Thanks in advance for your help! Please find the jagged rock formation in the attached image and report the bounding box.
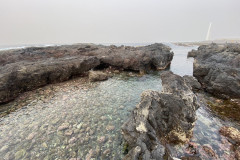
[0,43,173,103]
[121,71,200,160]
[188,43,240,98]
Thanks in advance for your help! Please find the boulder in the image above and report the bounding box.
[89,71,108,82]
[121,71,200,159]
[0,43,173,103]
[190,43,240,98]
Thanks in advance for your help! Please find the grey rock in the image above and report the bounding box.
[190,43,240,98]
[65,129,73,136]
[183,75,202,92]
[58,123,70,131]
[187,43,225,58]
[68,137,77,144]
[122,71,200,159]
[0,43,173,103]
[97,136,106,144]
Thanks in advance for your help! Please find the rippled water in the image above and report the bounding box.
[0,44,238,160]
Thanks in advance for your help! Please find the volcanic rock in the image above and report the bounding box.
[121,71,200,159]
[183,75,202,92]
[0,43,173,104]
[189,43,240,98]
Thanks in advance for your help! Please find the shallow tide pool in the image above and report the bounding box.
[0,44,239,160]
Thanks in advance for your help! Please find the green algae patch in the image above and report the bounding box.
[122,142,129,154]
[207,99,240,122]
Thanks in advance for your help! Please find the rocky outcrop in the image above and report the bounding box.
[121,71,200,160]
[89,71,108,82]
[187,43,225,58]
[0,43,173,103]
[189,43,240,98]
[0,56,99,104]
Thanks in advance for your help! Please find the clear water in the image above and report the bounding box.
[0,44,238,160]
[169,44,198,76]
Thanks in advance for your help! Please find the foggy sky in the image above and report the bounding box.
[0,0,240,45]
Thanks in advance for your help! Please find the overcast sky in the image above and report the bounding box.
[0,0,240,45]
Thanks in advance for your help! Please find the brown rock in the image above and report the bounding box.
[106,125,115,131]
[65,129,73,136]
[219,126,240,143]
[58,123,70,131]
[236,146,240,160]
[89,71,108,82]
[97,136,106,144]
[103,149,111,156]
[202,145,217,158]
[68,137,77,144]
[26,132,36,140]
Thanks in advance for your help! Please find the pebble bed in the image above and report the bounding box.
[0,72,162,160]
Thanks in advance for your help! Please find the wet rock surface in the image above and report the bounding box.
[189,43,240,98]
[219,126,240,144]
[0,43,173,104]
[219,126,240,159]
[121,71,200,159]
[207,98,240,122]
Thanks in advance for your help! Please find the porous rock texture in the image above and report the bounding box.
[121,71,200,160]
[219,126,240,160]
[0,43,173,103]
[189,43,240,98]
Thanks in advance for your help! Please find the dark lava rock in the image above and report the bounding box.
[189,43,240,99]
[0,43,173,103]
[183,75,202,92]
[88,71,108,82]
[121,71,200,160]
[187,43,226,58]
[0,56,99,104]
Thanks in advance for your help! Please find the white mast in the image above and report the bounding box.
[206,22,212,41]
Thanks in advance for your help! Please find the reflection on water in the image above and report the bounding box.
[0,43,238,159]
[168,44,198,76]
